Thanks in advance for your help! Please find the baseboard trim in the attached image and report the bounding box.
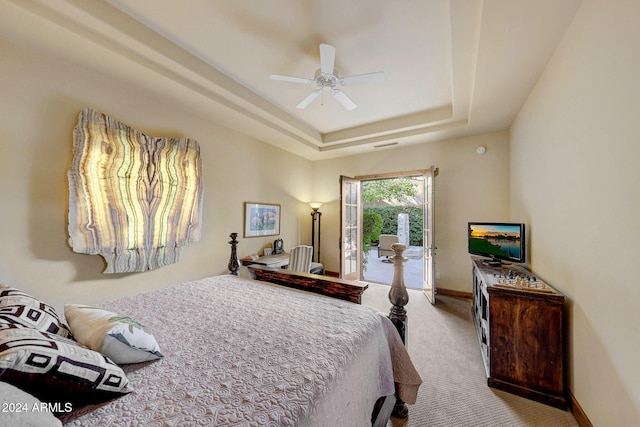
[324,280,474,300]
[568,389,593,427]
[437,287,472,299]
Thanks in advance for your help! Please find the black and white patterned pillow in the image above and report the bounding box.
[0,286,71,338]
[0,305,72,337]
[0,328,133,409]
[0,286,55,310]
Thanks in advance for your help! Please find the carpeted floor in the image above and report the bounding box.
[361,282,579,427]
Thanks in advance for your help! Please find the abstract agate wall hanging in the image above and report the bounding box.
[68,108,202,273]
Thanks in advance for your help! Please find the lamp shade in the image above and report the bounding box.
[309,202,322,210]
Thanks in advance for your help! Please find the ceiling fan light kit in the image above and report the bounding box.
[270,43,384,111]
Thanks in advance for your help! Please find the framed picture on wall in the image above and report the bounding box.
[244,202,281,238]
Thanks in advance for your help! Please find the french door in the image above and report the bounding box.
[340,167,437,303]
[423,166,438,304]
[339,176,362,280]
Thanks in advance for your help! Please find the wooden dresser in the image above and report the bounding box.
[471,257,566,409]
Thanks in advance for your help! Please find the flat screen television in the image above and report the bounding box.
[468,222,526,265]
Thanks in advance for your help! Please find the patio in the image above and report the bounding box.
[362,245,424,290]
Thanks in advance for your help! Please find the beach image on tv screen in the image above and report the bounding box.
[469,224,521,259]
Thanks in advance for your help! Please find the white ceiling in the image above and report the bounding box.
[2,0,582,160]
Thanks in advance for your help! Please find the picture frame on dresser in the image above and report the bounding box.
[244,202,281,237]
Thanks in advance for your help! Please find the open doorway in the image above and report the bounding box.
[340,167,437,302]
[361,175,424,290]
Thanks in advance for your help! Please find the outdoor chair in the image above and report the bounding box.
[378,234,399,259]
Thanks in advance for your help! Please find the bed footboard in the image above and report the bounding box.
[247,265,368,304]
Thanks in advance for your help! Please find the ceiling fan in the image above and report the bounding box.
[270,44,384,111]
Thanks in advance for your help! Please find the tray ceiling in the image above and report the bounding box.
[2,0,582,160]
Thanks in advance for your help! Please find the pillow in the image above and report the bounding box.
[0,286,53,309]
[0,381,63,427]
[64,304,163,364]
[0,305,72,338]
[0,328,133,409]
[0,286,71,338]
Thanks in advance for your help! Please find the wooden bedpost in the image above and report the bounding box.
[228,232,240,275]
[389,243,410,418]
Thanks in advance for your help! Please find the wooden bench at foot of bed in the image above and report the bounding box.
[247,265,368,304]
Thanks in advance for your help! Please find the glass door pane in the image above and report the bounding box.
[423,166,437,303]
[340,176,362,280]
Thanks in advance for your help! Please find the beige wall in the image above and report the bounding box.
[0,37,313,314]
[510,0,640,424]
[312,131,510,293]
[0,32,511,308]
[4,2,638,423]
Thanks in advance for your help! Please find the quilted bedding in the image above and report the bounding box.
[58,275,405,426]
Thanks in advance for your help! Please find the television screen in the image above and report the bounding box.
[468,222,525,265]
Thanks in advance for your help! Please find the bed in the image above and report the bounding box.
[1,270,421,426]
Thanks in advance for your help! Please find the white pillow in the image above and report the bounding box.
[0,381,62,427]
[64,304,163,364]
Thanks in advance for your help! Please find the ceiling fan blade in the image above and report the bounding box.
[270,74,315,84]
[331,89,357,111]
[296,90,321,109]
[340,71,385,86]
[319,44,336,75]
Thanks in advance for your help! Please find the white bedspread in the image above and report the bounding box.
[59,275,401,426]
